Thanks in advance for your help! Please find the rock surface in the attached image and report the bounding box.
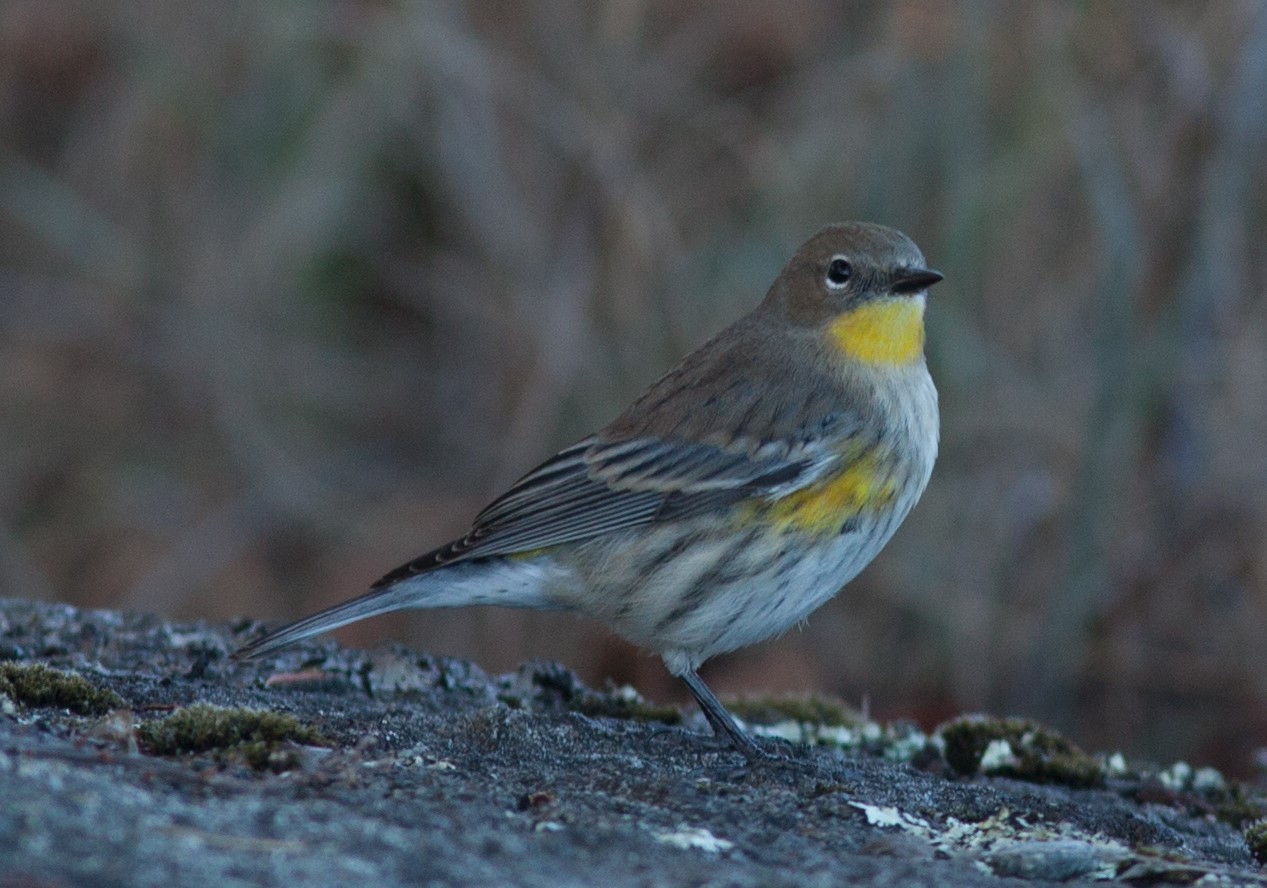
[1,597,1264,887]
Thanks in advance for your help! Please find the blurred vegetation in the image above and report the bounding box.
[2,1,1265,773]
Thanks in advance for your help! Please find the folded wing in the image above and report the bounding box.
[372,434,833,587]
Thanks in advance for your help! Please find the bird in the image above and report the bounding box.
[234,221,943,758]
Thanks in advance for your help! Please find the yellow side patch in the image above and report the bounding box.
[763,450,896,535]
[828,299,925,365]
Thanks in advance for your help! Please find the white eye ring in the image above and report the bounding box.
[826,256,852,289]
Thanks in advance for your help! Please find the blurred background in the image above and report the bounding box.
[2,1,1266,774]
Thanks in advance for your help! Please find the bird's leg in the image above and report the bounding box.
[679,668,766,760]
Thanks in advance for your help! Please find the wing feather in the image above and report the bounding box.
[373,433,833,587]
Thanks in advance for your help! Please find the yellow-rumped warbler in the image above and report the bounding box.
[235,222,942,757]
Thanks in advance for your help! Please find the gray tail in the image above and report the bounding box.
[231,583,421,661]
[232,556,557,661]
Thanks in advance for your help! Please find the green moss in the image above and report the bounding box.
[501,664,682,725]
[1245,818,1267,865]
[1207,784,1267,828]
[726,695,860,729]
[569,690,682,725]
[138,704,327,771]
[939,715,1105,788]
[0,663,124,715]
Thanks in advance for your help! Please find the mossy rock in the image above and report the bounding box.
[1245,818,1267,865]
[726,695,861,729]
[939,715,1105,788]
[138,703,327,771]
[0,662,123,715]
[1205,784,1267,828]
[504,662,682,725]
[567,688,682,725]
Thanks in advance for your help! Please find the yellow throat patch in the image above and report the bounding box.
[828,299,925,365]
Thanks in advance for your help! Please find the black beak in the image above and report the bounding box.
[890,267,944,295]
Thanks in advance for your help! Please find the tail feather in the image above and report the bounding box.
[232,557,562,661]
[232,584,419,661]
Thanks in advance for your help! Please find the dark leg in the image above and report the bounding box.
[679,668,765,759]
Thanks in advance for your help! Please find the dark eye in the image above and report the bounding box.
[826,257,852,289]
